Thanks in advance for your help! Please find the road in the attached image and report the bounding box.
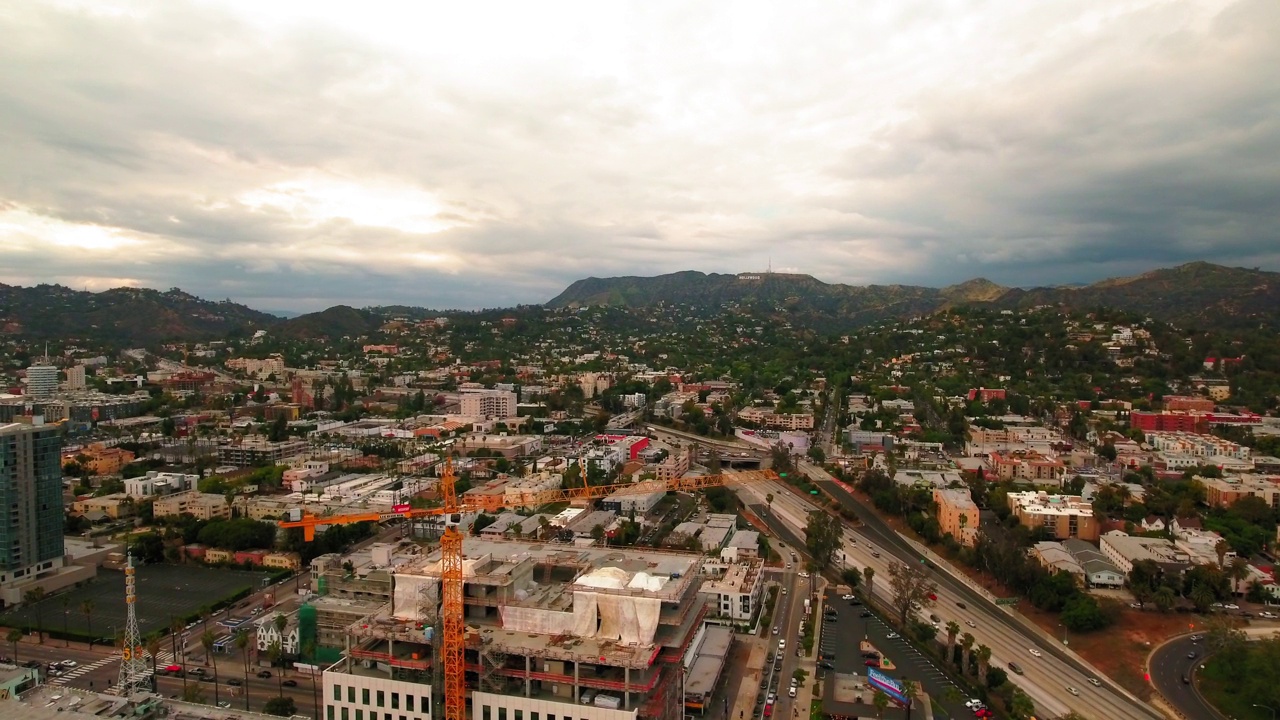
[1149,635,1220,720]
[760,559,814,720]
[731,471,1163,720]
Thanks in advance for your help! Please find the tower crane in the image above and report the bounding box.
[280,463,781,720]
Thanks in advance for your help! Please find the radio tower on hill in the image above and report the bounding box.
[116,553,150,695]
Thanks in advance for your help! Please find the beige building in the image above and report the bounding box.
[205,548,234,564]
[153,490,232,520]
[72,493,135,520]
[263,551,303,571]
[1007,491,1099,541]
[933,488,980,546]
[459,388,516,419]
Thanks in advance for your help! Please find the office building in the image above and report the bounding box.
[459,388,517,419]
[24,365,59,398]
[0,422,67,603]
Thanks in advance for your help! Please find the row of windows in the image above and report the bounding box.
[331,684,430,715]
[327,707,423,720]
[480,707,587,720]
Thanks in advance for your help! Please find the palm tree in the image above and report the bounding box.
[6,628,23,664]
[199,605,213,634]
[1229,557,1250,595]
[268,639,284,697]
[81,600,95,649]
[1214,539,1229,568]
[865,567,875,598]
[235,629,252,710]
[61,595,71,647]
[976,644,992,686]
[171,617,187,696]
[146,636,162,692]
[872,689,889,719]
[766,493,774,513]
[1190,583,1215,613]
[24,586,46,644]
[201,630,220,707]
[945,621,960,663]
[1154,585,1178,612]
[273,614,288,671]
[960,633,975,676]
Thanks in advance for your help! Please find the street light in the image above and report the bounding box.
[1255,704,1277,720]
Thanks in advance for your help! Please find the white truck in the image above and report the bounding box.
[593,694,622,710]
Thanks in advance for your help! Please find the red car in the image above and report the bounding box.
[974,709,992,718]
[864,659,880,667]
[928,593,938,601]
[764,705,773,717]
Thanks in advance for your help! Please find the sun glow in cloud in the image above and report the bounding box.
[238,175,462,235]
[0,207,143,252]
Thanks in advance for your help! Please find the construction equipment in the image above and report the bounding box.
[280,462,779,720]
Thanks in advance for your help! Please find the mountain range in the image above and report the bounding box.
[1,262,1276,346]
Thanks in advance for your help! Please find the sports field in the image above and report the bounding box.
[0,563,273,639]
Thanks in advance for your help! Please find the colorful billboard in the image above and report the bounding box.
[867,667,908,705]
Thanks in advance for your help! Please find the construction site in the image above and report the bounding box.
[319,537,719,720]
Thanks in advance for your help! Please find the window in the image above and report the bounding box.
[515,711,523,720]
[392,693,400,710]
[498,709,507,720]
[482,707,492,720]
[334,685,342,701]
[357,712,364,720]
[341,709,349,720]
[364,689,371,704]
[421,697,430,716]
[349,687,356,703]
[328,708,335,720]
[378,691,386,708]
[407,696,415,712]
[532,713,540,720]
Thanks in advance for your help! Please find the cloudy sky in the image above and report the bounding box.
[1,1,1278,312]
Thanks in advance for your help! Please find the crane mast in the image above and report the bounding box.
[439,459,467,720]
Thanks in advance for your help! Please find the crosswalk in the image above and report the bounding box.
[48,656,117,685]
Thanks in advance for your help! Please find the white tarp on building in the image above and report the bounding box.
[392,574,438,621]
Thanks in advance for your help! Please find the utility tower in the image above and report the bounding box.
[116,553,150,695]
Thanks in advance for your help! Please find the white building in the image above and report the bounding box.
[720,531,760,562]
[65,364,86,391]
[699,558,765,622]
[459,388,517,419]
[256,612,300,655]
[25,365,59,398]
[124,471,199,498]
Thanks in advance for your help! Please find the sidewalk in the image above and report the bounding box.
[727,636,767,720]
[791,578,829,720]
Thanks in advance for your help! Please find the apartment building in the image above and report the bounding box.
[1164,395,1215,412]
[459,388,517,419]
[217,437,309,467]
[1006,491,1099,541]
[1203,475,1280,509]
[153,490,232,520]
[1147,432,1251,460]
[1099,531,1191,574]
[124,471,198,498]
[986,451,1066,485]
[736,407,815,431]
[933,488,980,547]
[256,611,301,655]
[226,354,286,378]
[699,558,764,622]
[63,443,136,476]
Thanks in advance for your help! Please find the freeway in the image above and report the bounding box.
[731,470,1164,720]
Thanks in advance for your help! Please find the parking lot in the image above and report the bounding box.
[818,588,970,720]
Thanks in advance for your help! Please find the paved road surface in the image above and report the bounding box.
[732,472,1162,720]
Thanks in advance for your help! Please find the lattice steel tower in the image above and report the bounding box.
[116,553,150,694]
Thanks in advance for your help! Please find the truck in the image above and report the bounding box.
[803,598,811,613]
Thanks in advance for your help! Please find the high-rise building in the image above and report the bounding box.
[65,364,86,390]
[459,388,516,419]
[0,422,66,590]
[24,365,59,398]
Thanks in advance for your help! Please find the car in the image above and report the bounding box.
[1190,634,1204,642]
[1066,687,1080,696]
[779,639,786,650]
[965,620,977,628]
[849,599,863,606]
[227,678,243,686]
[1186,651,1197,659]
[257,670,272,678]
[788,687,796,698]
[1182,675,1191,685]
[860,611,873,618]
[1261,611,1278,619]
[975,710,993,718]
[1028,648,1042,657]
[1130,602,1143,609]
[886,632,899,639]
[796,648,802,657]
[773,626,780,635]
[872,552,881,558]
[864,659,880,667]
[818,661,834,670]
[283,679,298,687]
[767,692,776,703]
[956,602,967,609]
[965,699,982,708]
[842,594,855,600]
[928,593,938,601]
[861,651,880,659]
[798,572,809,578]
[1224,603,1240,610]
[819,652,836,661]
[786,563,792,569]
[191,668,206,675]
[782,588,788,595]
[1088,677,1101,687]
[824,615,836,623]
[218,702,232,709]
[62,660,77,668]
[763,705,773,718]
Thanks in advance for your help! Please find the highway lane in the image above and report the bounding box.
[732,473,1162,720]
[1149,635,1220,720]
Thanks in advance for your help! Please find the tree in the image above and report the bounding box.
[182,683,206,704]
[1154,585,1178,612]
[201,630,220,707]
[23,586,46,643]
[200,605,213,634]
[171,616,187,696]
[841,567,862,588]
[804,510,842,571]
[945,621,960,661]
[61,595,71,647]
[1215,539,1230,568]
[268,640,284,697]
[268,415,288,442]
[273,612,289,694]
[887,560,937,628]
[865,566,875,598]
[6,628,22,664]
[1229,556,1250,595]
[264,697,298,716]
[79,599,95,649]
[1060,595,1111,633]
[1008,686,1037,720]
[765,493,774,513]
[1097,443,1117,462]
[146,636,162,691]
[590,524,606,544]
[871,689,889,719]
[1189,583,1215,613]
[960,633,975,676]
[975,644,992,686]
[235,629,252,710]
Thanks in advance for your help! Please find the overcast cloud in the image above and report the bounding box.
[1,0,1278,312]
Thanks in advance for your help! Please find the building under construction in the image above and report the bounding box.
[321,537,712,720]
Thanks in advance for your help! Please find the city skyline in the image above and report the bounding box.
[2,0,1278,312]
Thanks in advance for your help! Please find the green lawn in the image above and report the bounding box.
[1198,654,1269,720]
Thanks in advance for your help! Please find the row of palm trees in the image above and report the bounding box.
[944,620,993,686]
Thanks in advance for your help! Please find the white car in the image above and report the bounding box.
[965,620,977,628]
[788,686,797,698]
[1224,603,1240,610]
[965,699,982,709]
[799,572,809,578]
[1029,648,1042,657]
[1261,611,1278,619]
[782,588,788,595]
[779,639,786,650]
[1066,686,1079,696]
[1088,678,1101,687]
[841,594,856,600]
[774,626,780,635]
[886,632,899,640]
[62,660,77,668]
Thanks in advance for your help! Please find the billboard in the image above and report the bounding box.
[867,667,909,705]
